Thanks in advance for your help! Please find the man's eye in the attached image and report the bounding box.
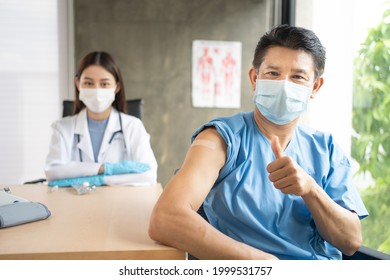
[292,75,308,81]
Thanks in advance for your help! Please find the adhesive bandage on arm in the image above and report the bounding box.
[191,139,217,150]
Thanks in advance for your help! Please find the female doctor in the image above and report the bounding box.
[45,51,158,186]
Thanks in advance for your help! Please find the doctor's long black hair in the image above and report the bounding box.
[73,51,126,115]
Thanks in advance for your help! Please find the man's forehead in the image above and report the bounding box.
[261,47,315,72]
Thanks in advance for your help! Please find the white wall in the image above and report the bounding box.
[0,0,70,184]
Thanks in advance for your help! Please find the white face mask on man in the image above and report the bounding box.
[253,79,312,125]
[79,88,116,113]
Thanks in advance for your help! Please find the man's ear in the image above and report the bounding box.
[249,68,257,91]
[310,76,324,99]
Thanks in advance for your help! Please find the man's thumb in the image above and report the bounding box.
[271,136,283,159]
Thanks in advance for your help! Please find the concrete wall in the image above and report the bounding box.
[74,0,274,186]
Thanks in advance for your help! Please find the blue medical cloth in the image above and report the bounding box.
[48,174,105,187]
[192,112,368,260]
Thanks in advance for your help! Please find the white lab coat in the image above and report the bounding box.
[45,108,158,185]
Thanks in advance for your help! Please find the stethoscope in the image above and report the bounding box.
[75,112,127,162]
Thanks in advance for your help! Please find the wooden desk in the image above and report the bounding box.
[0,184,185,260]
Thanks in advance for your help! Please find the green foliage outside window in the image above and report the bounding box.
[352,7,390,254]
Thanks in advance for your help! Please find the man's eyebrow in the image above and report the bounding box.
[264,66,308,72]
[263,65,280,70]
[291,68,309,74]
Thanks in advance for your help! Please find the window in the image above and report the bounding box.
[0,0,71,183]
[351,1,390,254]
[295,0,390,255]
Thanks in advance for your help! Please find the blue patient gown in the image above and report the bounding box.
[192,112,368,260]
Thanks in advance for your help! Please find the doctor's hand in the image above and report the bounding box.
[103,160,150,176]
[266,136,316,197]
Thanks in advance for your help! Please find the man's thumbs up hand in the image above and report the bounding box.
[271,136,284,160]
[267,135,315,197]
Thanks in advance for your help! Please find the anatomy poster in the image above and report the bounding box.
[192,40,241,108]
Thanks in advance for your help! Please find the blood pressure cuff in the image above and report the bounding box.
[0,202,51,228]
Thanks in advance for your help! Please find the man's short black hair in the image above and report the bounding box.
[252,24,326,78]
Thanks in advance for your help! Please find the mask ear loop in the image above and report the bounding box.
[308,76,324,99]
[253,68,260,91]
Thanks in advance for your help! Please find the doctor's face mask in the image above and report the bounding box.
[77,64,118,114]
[253,79,312,125]
[79,88,116,113]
